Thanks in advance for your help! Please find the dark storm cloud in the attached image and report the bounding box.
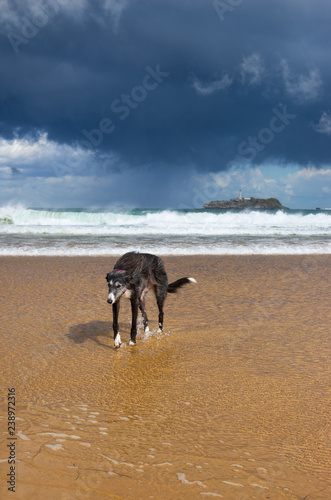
[1,0,330,173]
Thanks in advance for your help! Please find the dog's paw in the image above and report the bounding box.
[129,340,136,346]
[114,333,122,348]
[144,326,150,334]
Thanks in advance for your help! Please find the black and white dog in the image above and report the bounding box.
[106,252,196,347]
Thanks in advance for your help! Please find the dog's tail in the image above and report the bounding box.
[167,277,196,293]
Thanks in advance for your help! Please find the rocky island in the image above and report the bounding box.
[203,191,288,210]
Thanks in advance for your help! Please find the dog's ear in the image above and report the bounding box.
[124,273,133,283]
[105,273,110,281]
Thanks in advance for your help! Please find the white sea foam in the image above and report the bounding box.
[200,493,223,497]
[0,241,329,255]
[39,432,81,439]
[16,431,30,441]
[1,206,330,235]
[222,481,244,487]
[45,444,63,451]
[0,206,330,255]
[250,483,268,489]
[176,473,207,488]
[99,454,119,464]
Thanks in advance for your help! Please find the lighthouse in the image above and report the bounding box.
[238,189,242,200]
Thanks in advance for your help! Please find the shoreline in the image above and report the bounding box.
[1,251,330,257]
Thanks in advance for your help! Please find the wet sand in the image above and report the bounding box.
[0,255,330,499]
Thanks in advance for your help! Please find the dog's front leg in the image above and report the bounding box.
[129,296,139,345]
[113,301,121,348]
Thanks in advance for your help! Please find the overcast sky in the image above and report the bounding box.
[0,0,330,209]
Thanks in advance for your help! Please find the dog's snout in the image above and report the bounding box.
[107,292,116,304]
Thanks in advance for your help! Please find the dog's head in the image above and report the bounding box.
[105,270,132,304]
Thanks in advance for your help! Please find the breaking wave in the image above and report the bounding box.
[0,206,330,255]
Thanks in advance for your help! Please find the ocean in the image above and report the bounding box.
[0,205,330,256]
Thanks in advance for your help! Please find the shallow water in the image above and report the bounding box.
[1,256,330,499]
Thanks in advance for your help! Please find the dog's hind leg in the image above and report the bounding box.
[139,296,149,333]
[112,301,121,348]
[155,285,167,333]
[129,296,139,345]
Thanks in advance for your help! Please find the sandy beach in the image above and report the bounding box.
[0,255,330,499]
